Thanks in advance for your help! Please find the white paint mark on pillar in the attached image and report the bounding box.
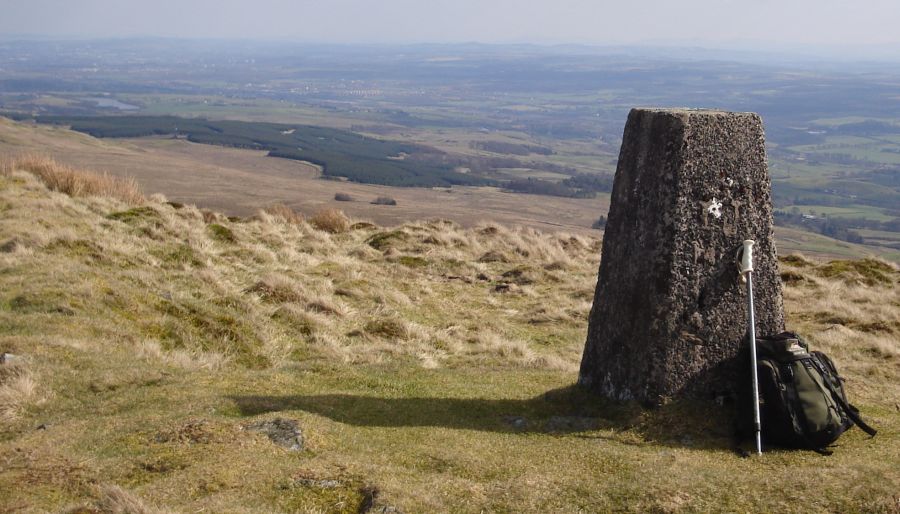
[705,198,723,219]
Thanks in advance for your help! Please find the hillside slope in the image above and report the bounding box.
[4,116,899,263]
[0,117,608,235]
[1,158,898,513]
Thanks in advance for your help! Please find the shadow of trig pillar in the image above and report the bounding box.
[579,108,784,405]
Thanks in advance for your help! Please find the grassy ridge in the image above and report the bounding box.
[1,158,898,512]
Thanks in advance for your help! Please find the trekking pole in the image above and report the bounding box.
[738,239,763,455]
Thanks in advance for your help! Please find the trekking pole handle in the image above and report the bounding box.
[739,240,755,275]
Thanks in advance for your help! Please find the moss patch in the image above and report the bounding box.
[245,279,302,304]
[151,243,204,268]
[107,206,160,223]
[817,258,896,285]
[779,253,813,267]
[207,223,236,244]
[366,230,407,251]
[8,291,75,315]
[44,238,105,262]
[363,318,408,339]
[398,255,428,268]
[153,297,269,368]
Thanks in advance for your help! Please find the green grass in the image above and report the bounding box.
[857,228,900,246]
[1,169,898,512]
[782,204,894,222]
[816,258,897,286]
[774,226,898,260]
[788,134,900,165]
[207,223,236,244]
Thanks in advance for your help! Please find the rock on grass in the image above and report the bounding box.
[245,418,304,451]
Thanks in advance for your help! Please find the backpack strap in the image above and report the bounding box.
[834,393,877,437]
[812,352,878,437]
[820,377,878,437]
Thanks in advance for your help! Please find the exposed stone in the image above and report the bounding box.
[492,282,520,294]
[501,266,537,285]
[443,274,474,284]
[478,250,510,263]
[503,415,529,430]
[0,353,22,365]
[579,108,784,404]
[0,239,20,253]
[245,418,304,451]
[293,478,343,489]
[371,507,402,514]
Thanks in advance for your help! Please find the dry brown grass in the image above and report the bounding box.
[779,253,900,399]
[0,358,43,422]
[309,208,350,233]
[6,154,144,204]
[263,202,304,224]
[94,484,172,514]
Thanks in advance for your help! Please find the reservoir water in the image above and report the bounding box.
[86,97,140,110]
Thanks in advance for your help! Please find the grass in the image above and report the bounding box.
[0,162,898,512]
[207,223,237,244]
[782,204,894,222]
[3,154,144,204]
[816,258,897,286]
[371,196,397,206]
[261,203,304,225]
[309,208,351,234]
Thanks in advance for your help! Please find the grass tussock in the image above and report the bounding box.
[246,275,304,304]
[310,208,350,234]
[0,358,44,422]
[262,203,304,225]
[90,484,172,514]
[816,257,897,286]
[207,223,237,244]
[371,196,397,206]
[1,162,899,513]
[5,154,144,204]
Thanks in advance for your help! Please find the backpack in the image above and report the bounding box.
[743,331,877,454]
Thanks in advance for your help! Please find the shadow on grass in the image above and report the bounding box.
[228,385,735,447]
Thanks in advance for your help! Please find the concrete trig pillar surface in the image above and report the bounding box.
[579,108,784,404]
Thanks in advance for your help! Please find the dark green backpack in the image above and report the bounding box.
[748,332,877,453]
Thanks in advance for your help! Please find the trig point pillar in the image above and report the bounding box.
[579,108,784,404]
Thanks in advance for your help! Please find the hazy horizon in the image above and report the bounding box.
[2,0,900,59]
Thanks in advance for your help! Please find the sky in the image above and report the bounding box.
[2,0,900,53]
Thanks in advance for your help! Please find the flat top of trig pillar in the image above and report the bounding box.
[633,107,758,117]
